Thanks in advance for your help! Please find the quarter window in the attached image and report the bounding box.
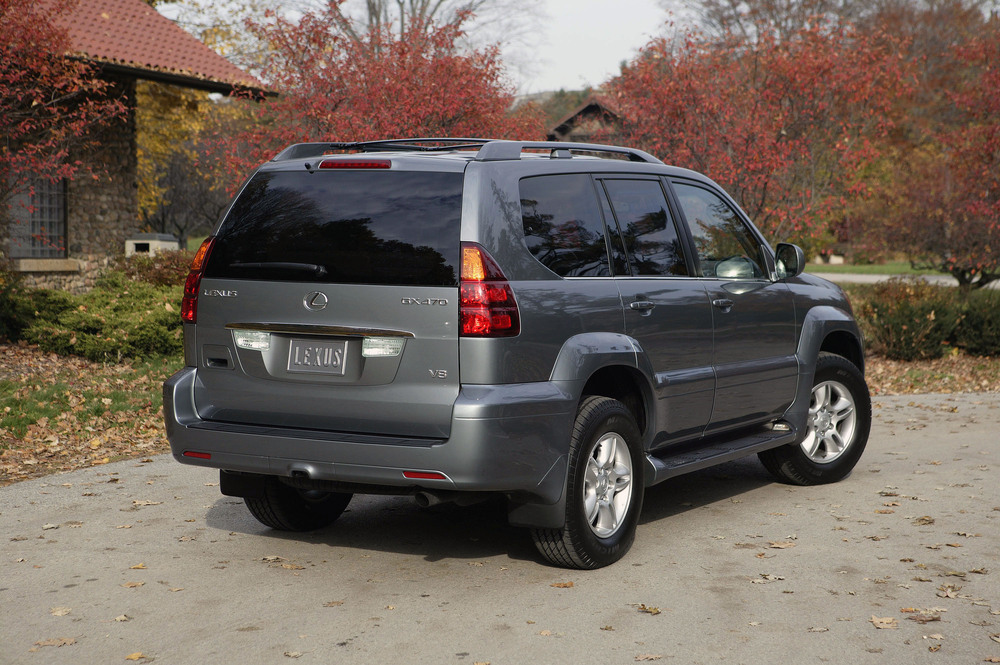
[520,174,610,277]
[673,182,766,279]
[603,179,687,276]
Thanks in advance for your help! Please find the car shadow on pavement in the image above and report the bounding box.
[204,492,541,564]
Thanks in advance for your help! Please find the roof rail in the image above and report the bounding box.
[474,141,663,164]
[271,138,495,162]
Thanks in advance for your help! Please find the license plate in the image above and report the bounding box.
[287,339,347,375]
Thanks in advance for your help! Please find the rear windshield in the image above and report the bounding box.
[204,170,464,286]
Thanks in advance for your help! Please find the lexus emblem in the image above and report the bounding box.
[303,291,328,311]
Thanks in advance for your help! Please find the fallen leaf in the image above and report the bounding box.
[284,652,303,658]
[635,655,662,662]
[600,625,614,631]
[875,509,895,514]
[990,634,1000,644]
[550,581,574,588]
[908,614,942,624]
[913,516,936,526]
[129,563,146,570]
[323,601,344,607]
[280,563,304,570]
[131,500,160,507]
[638,604,661,615]
[121,581,144,589]
[34,637,76,647]
[539,630,552,636]
[768,541,796,549]
[125,653,145,661]
[50,607,71,616]
[168,588,183,592]
[114,615,130,622]
[42,523,58,530]
[808,627,829,633]
[871,616,898,629]
[928,644,941,652]
[261,556,286,563]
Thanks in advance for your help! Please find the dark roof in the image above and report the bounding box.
[50,0,265,94]
[548,94,622,139]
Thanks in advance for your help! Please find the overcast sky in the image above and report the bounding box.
[516,0,675,93]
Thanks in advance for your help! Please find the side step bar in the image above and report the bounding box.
[644,426,799,487]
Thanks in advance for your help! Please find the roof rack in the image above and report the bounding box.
[270,138,663,165]
[271,138,495,161]
[474,141,662,164]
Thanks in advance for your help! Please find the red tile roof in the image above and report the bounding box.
[50,0,264,93]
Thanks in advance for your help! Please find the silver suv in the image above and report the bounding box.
[164,139,871,569]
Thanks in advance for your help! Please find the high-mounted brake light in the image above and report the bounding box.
[181,237,216,324]
[460,243,519,337]
[318,159,391,169]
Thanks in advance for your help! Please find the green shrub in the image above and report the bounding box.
[22,271,183,362]
[953,289,1000,356]
[109,249,194,287]
[0,253,34,341]
[855,277,961,361]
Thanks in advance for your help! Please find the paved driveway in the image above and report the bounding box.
[2,394,999,665]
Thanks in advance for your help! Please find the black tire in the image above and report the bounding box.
[759,353,871,485]
[244,477,352,531]
[531,396,644,569]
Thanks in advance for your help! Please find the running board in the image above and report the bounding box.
[644,426,799,487]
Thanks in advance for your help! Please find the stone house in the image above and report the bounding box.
[546,94,622,144]
[4,0,261,292]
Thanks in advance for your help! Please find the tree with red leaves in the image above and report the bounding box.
[608,23,911,250]
[212,3,543,191]
[881,22,1000,290]
[0,0,127,214]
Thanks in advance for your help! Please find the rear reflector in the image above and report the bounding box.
[318,159,391,169]
[183,451,212,460]
[402,471,447,480]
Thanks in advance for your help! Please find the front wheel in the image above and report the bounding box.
[532,396,644,569]
[245,477,352,531]
[759,353,871,485]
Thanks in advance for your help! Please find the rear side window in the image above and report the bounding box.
[602,179,688,277]
[520,174,611,277]
[204,170,463,286]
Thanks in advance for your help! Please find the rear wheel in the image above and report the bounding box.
[532,396,644,569]
[759,353,871,485]
[245,477,352,531]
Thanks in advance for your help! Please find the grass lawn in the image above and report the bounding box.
[806,260,936,275]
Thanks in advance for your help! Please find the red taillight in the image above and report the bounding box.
[459,243,519,337]
[318,159,391,169]
[181,237,216,324]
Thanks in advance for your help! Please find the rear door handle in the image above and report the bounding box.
[629,300,655,312]
[712,298,734,312]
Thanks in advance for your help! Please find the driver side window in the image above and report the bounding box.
[673,182,766,279]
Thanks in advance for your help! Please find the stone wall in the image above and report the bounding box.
[13,75,140,293]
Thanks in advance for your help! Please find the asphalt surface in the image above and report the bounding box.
[2,394,999,665]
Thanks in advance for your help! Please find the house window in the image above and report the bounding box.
[8,178,67,258]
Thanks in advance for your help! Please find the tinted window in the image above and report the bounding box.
[520,174,610,277]
[205,170,463,286]
[673,182,765,279]
[603,179,688,276]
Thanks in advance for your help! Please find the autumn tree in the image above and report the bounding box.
[211,3,544,191]
[608,22,911,250]
[0,0,127,216]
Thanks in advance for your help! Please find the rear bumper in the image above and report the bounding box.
[163,367,576,504]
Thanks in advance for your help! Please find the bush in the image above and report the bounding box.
[21,271,184,362]
[0,252,34,341]
[109,249,194,287]
[855,277,961,361]
[953,289,1000,356]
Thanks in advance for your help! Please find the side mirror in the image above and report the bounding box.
[775,243,805,279]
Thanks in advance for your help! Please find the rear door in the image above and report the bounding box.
[599,177,717,446]
[193,166,465,439]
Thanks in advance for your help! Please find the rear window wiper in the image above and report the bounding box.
[228,262,328,277]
